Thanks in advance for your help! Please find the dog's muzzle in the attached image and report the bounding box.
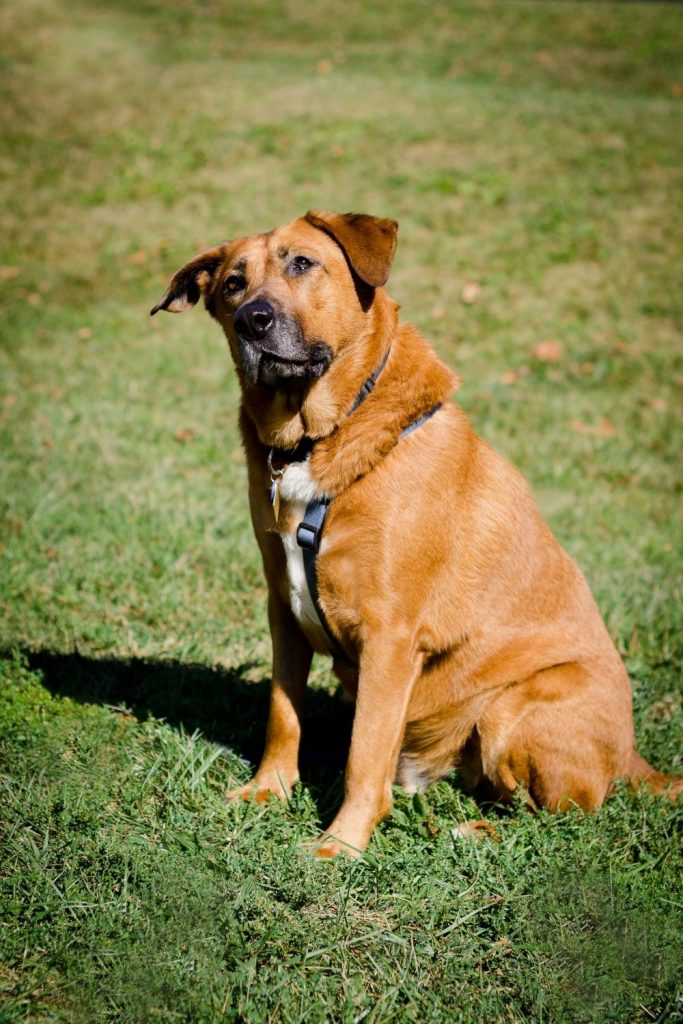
[234,299,332,388]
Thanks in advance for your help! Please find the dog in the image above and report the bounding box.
[152,210,682,857]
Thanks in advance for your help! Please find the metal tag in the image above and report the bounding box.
[269,476,281,522]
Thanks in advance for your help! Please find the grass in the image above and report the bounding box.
[1,0,682,1020]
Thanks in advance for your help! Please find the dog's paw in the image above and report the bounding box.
[225,774,294,804]
[301,834,364,860]
[225,784,277,804]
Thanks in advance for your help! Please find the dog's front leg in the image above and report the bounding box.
[313,636,421,858]
[228,593,312,803]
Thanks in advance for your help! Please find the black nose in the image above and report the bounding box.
[233,299,275,340]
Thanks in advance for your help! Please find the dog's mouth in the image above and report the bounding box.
[260,347,330,379]
[239,336,333,389]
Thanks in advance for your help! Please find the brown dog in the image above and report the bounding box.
[152,211,681,857]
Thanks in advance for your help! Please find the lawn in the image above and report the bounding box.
[1,1,682,1021]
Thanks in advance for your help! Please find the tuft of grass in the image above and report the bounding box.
[1,1,682,1021]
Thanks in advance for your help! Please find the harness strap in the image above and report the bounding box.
[295,498,342,661]
[296,403,442,665]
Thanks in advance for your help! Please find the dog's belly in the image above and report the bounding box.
[279,461,331,653]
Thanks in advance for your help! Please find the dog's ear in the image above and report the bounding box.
[304,211,398,288]
[150,245,227,315]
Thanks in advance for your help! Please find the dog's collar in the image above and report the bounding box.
[267,436,315,474]
[347,343,391,415]
[267,344,391,472]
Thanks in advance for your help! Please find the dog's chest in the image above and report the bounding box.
[278,461,330,652]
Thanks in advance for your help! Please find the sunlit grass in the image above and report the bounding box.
[1,1,682,1021]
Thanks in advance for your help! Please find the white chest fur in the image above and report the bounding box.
[278,460,330,652]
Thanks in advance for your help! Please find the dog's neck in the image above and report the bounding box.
[267,344,392,472]
[308,322,459,497]
[240,291,399,450]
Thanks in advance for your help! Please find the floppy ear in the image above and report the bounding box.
[304,210,398,288]
[150,245,226,315]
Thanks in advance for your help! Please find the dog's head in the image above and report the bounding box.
[151,211,398,391]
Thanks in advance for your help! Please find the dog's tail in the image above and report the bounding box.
[627,751,683,800]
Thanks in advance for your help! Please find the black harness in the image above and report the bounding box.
[268,348,441,664]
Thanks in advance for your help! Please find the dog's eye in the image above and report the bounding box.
[224,274,246,295]
[288,255,316,276]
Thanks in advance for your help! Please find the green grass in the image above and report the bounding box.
[1,1,682,1020]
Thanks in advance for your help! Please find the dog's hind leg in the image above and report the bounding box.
[476,662,633,811]
[397,701,487,793]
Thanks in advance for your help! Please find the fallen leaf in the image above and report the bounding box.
[531,339,563,362]
[500,366,529,385]
[475,936,513,967]
[127,250,148,266]
[3,394,17,408]
[570,418,615,437]
[316,59,333,75]
[649,695,679,722]
[115,711,136,723]
[461,282,480,305]
[452,819,500,843]
[0,266,20,281]
[535,51,556,68]
[77,326,93,339]
[174,428,196,443]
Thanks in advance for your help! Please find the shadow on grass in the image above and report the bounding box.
[15,648,354,789]
[9,648,508,818]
